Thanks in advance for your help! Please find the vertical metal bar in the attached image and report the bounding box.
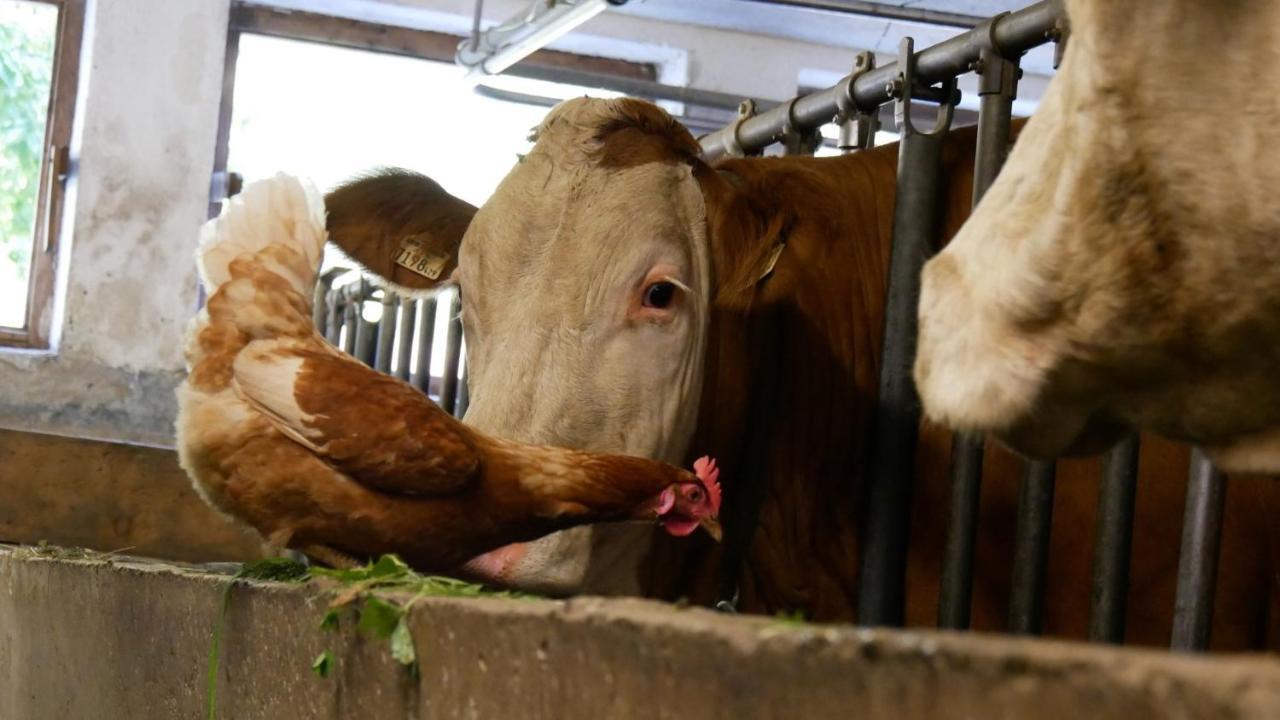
[312,277,331,334]
[340,285,357,356]
[937,432,984,628]
[353,280,377,366]
[937,47,1019,631]
[324,283,342,346]
[1171,449,1227,651]
[1088,434,1141,643]
[1008,460,1056,634]
[394,296,416,382]
[455,363,470,418]
[439,292,464,413]
[373,290,397,373]
[411,296,438,394]
[858,37,954,627]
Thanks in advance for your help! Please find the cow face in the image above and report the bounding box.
[324,98,714,592]
[915,0,1280,471]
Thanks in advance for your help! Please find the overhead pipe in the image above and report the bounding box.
[737,0,986,28]
[457,0,628,78]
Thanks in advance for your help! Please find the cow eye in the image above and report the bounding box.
[643,281,677,309]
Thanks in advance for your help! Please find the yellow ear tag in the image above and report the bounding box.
[393,234,450,280]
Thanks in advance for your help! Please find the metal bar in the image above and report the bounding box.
[1089,434,1141,643]
[937,433,983,629]
[502,64,782,114]
[439,292,464,413]
[394,295,416,382]
[936,45,1019,631]
[857,38,952,627]
[699,0,1061,161]
[411,296,438,394]
[455,363,471,418]
[1008,460,1056,635]
[352,281,377,367]
[324,286,342,345]
[340,286,357,356]
[373,290,397,373]
[737,0,986,28]
[1171,449,1227,651]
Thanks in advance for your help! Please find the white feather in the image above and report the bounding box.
[231,339,323,451]
[197,173,327,296]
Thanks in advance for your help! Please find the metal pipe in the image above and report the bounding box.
[340,286,358,356]
[937,45,1019,631]
[1008,460,1056,635]
[324,285,342,346]
[737,0,986,28]
[353,289,378,367]
[439,293,464,413]
[857,37,952,627]
[394,296,416,382]
[1171,449,1227,651]
[1089,434,1140,643]
[699,0,1062,161]
[411,296,438,395]
[937,433,983,629]
[374,290,397,374]
[502,64,782,113]
[456,364,471,418]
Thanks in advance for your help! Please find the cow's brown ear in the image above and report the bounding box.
[698,165,792,303]
[325,168,477,293]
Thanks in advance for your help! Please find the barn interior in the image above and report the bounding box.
[2,0,1278,718]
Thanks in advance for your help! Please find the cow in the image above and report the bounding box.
[915,0,1280,473]
[323,96,1280,649]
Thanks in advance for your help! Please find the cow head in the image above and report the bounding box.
[324,98,736,593]
[915,0,1280,470]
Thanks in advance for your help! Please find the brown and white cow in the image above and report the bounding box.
[326,97,1280,648]
[915,0,1280,472]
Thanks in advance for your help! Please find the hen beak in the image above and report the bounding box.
[699,516,723,542]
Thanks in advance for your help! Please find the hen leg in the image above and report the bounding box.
[301,544,362,570]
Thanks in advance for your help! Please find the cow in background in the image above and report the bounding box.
[916,0,1280,473]
[324,96,1280,648]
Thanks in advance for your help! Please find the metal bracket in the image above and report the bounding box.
[776,97,823,155]
[971,13,1021,100]
[835,51,880,152]
[1049,14,1070,69]
[723,99,761,158]
[892,36,956,139]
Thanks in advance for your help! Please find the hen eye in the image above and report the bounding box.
[643,281,677,309]
[688,487,704,503]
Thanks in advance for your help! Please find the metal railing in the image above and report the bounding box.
[315,271,469,419]
[696,0,1229,652]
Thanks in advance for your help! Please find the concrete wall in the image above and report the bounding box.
[3,549,1280,720]
[0,0,231,447]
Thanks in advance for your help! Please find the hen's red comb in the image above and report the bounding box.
[693,456,721,514]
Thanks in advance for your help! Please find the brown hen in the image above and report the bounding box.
[176,174,719,577]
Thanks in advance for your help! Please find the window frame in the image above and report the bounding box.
[1,0,85,349]
[208,3,658,216]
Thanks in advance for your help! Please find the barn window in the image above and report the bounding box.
[0,0,83,349]
[210,5,656,413]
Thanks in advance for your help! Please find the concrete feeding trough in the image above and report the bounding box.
[3,545,1280,719]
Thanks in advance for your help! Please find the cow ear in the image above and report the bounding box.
[324,168,477,293]
[699,166,791,302]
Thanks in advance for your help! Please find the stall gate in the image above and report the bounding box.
[317,0,1227,653]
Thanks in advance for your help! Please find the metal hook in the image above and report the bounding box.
[893,36,955,139]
